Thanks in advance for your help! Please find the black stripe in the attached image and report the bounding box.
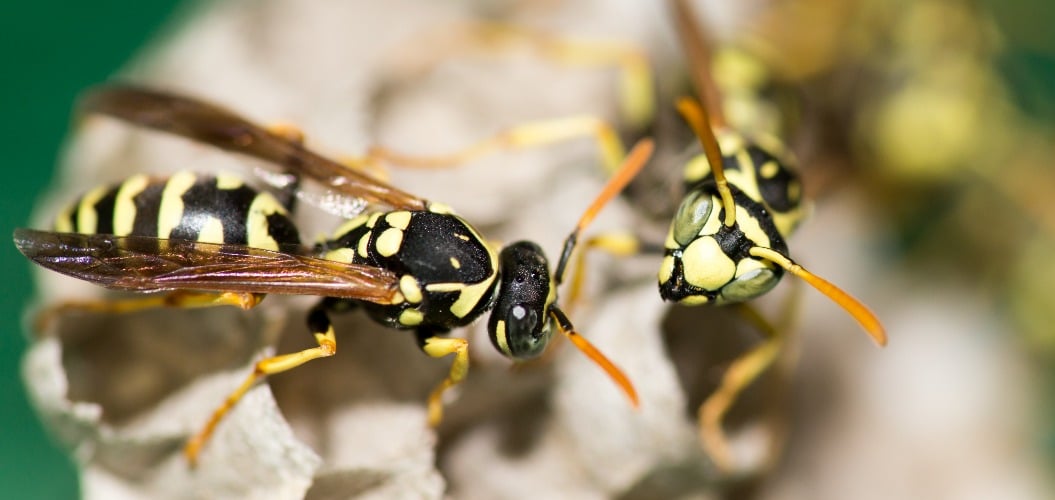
[131,182,165,238]
[91,185,121,235]
[66,202,81,233]
[171,177,258,244]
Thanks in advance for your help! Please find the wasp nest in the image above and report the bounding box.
[22,0,1046,499]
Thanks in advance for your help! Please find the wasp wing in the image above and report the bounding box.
[14,229,402,304]
[78,84,427,212]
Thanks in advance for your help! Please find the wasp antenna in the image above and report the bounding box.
[555,138,653,284]
[550,306,639,407]
[750,246,887,346]
[675,97,736,228]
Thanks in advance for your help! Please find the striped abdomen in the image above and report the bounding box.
[54,171,300,250]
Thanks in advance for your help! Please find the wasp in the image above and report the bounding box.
[14,84,650,466]
[647,0,888,471]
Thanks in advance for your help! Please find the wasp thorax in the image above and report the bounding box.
[488,241,555,360]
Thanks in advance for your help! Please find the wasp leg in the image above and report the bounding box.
[369,115,627,176]
[381,21,654,128]
[698,302,788,473]
[564,231,645,307]
[34,291,264,334]
[417,330,469,427]
[183,298,339,467]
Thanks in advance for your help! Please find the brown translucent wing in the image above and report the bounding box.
[14,229,402,304]
[78,84,427,211]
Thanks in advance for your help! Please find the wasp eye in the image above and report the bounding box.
[489,303,550,360]
[720,266,778,303]
[672,190,714,246]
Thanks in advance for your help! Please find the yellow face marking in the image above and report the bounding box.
[385,211,412,231]
[158,172,197,238]
[679,295,710,306]
[698,194,724,236]
[196,216,226,244]
[357,234,370,258]
[247,192,289,251]
[325,247,357,264]
[449,257,461,269]
[400,274,423,304]
[658,255,676,284]
[399,308,424,327]
[333,214,370,239]
[455,233,470,242]
[75,185,110,234]
[681,237,736,291]
[759,160,780,179]
[663,225,678,250]
[494,320,510,356]
[735,205,771,249]
[112,174,150,236]
[215,174,244,190]
[375,228,404,257]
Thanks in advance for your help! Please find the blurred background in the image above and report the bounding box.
[3,0,1055,498]
[0,2,180,497]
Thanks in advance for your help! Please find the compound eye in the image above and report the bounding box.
[672,190,714,247]
[720,266,778,303]
[503,304,550,360]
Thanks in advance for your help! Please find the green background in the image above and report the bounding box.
[0,1,181,496]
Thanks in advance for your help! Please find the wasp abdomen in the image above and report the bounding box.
[54,171,300,251]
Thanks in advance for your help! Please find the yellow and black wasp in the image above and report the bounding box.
[14,84,649,466]
[654,0,888,471]
[325,10,888,472]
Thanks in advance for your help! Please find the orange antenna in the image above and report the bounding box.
[750,247,887,346]
[676,97,737,228]
[555,138,654,282]
[550,306,639,407]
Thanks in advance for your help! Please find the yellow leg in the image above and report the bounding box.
[383,21,655,128]
[184,304,338,467]
[34,291,263,334]
[369,115,627,176]
[698,303,785,473]
[420,335,470,427]
[566,230,643,307]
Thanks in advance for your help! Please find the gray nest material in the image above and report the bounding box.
[22,1,730,498]
[26,1,1003,499]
